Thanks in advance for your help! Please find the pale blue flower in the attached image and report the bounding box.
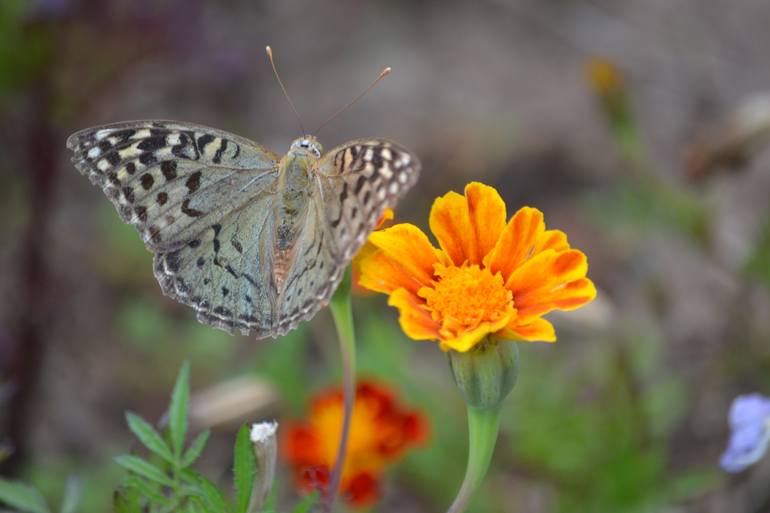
[720,393,770,473]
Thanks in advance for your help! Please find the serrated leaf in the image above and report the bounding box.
[126,412,175,464]
[233,425,256,513]
[0,479,50,513]
[169,361,191,459]
[116,455,174,487]
[292,491,319,513]
[196,475,230,513]
[124,476,171,507]
[182,429,211,468]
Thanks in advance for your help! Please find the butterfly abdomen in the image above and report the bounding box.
[271,152,314,291]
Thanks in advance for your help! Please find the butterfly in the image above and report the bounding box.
[66,120,420,338]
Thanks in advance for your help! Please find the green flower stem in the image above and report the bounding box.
[326,266,357,513]
[446,405,502,513]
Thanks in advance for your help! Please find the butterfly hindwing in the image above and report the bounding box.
[67,120,279,251]
[153,188,278,336]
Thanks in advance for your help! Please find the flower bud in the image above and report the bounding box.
[448,338,519,410]
[250,421,278,511]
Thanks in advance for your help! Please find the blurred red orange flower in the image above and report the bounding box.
[282,380,427,508]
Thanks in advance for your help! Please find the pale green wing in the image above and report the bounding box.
[67,120,279,252]
[153,191,278,337]
[67,120,281,336]
[271,139,421,335]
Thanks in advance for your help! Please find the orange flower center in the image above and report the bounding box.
[419,264,514,337]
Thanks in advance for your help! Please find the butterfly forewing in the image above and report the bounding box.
[67,121,279,251]
[313,139,420,260]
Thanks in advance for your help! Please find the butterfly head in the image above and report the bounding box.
[289,136,323,159]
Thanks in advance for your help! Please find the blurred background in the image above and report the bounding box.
[3,0,770,511]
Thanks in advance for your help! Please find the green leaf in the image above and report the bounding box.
[233,425,256,513]
[169,361,191,459]
[59,477,81,513]
[115,455,174,487]
[126,412,175,464]
[113,487,142,513]
[292,491,319,513]
[196,474,230,513]
[0,479,50,513]
[182,429,211,468]
[124,476,171,507]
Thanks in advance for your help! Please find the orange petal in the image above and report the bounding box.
[438,312,513,352]
[505,317,556,342]
[364,224,441,292]
[388,288,441,341]
[536,229,569,253]
[516,277,597,322]
[359,250,420,295]
[484,207,546,282]
[465,182,507,261]
[429,191,479,265]
[506,249,594,321]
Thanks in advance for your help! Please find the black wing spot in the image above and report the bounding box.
[134,206,147,223]
[137,136,166,152]
[222,286,230,297]
[121,186,135,203]
[139,152,156,166]
[231,239,243,253]
[197,134,215,151]
[140,173,154,190]
[186,171,202,193]
[125,162,136,175]
[161,161,177,180]
[106,152,121,166]
[157,191,168,205]
[181,198,205,217]
[196,257,205,268]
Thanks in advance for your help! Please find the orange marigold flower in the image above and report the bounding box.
[357,182,597,352]
[352,208,395,295]
[282,380,427,508]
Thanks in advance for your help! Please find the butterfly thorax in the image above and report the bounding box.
[272,137,323,291]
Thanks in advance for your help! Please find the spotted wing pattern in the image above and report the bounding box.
[271,140,421,334]
[67,121,279,251]
[68,124,420,339]
[67,120,282,336]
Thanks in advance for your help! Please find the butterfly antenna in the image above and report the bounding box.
[314,67,391,134]
[266,46,307,134]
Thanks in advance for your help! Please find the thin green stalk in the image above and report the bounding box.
[446,406,502,513]
[325,266,357,513]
